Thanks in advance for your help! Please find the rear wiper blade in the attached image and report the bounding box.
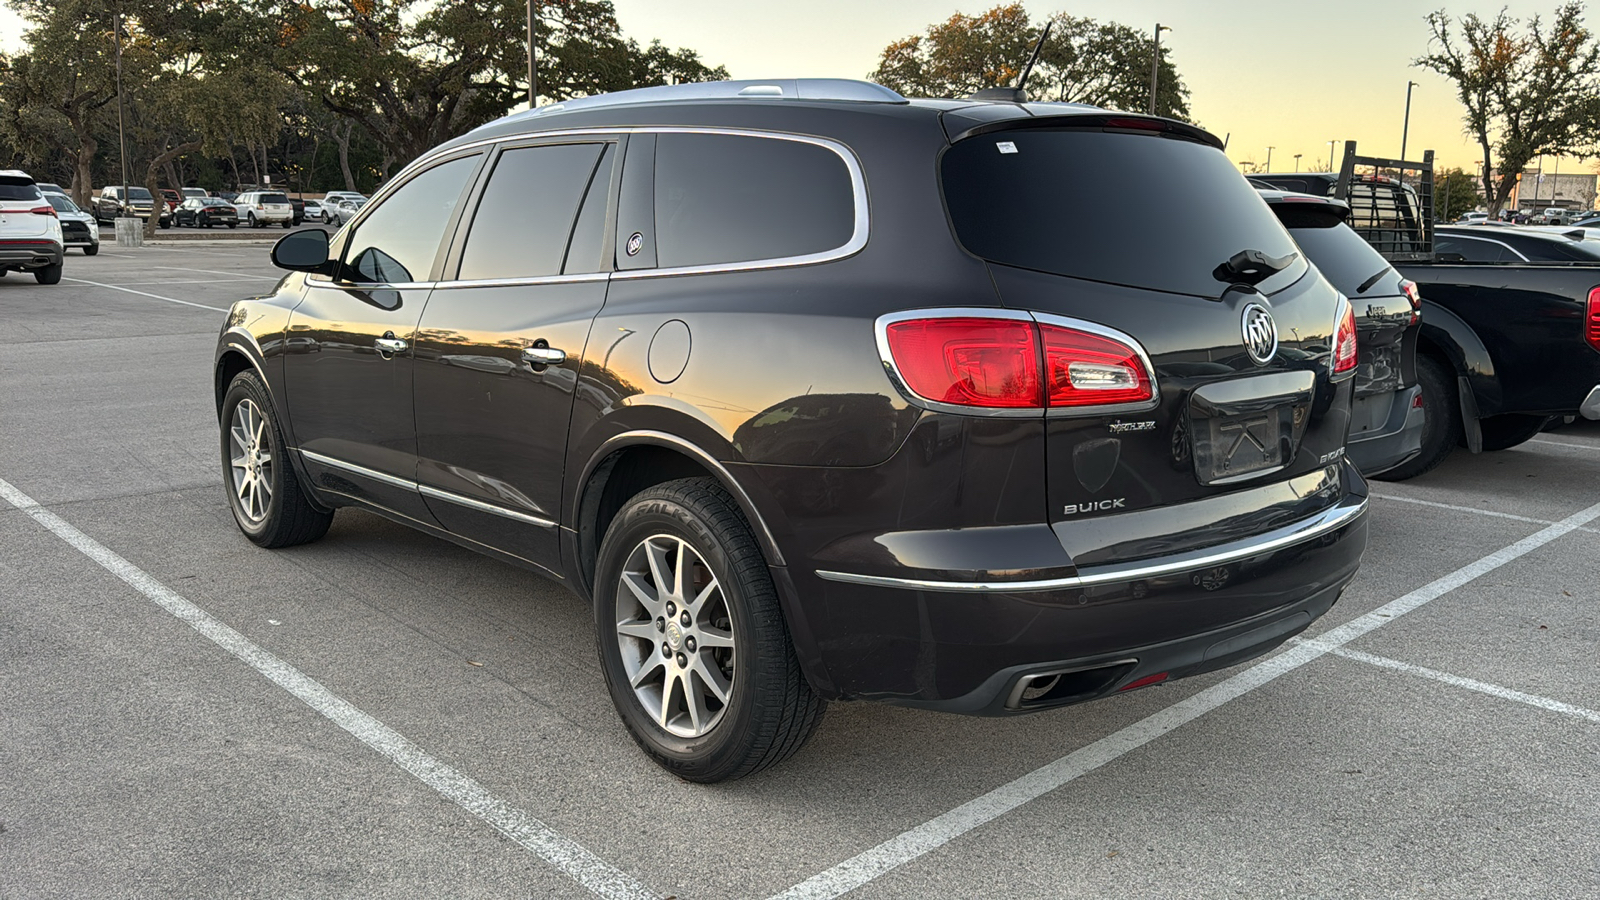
[1354,266,1392,294]
[1212,249,1298,286]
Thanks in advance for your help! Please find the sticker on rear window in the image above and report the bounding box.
[996,141,1018,154]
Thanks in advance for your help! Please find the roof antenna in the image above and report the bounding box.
[969,20,1054,103]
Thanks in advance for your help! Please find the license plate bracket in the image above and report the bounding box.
[1187,371,1315,486]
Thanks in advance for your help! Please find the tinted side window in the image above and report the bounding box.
[1286,222,1397,297]
[345,155,478,284]
[1436,236,1512,262]
[654,133,855,268]
[457,143,606,280]
[565,144,615,274]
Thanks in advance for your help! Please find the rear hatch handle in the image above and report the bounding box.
[1213,249,1298,287]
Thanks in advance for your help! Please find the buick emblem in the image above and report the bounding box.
[625,231,644,256]
[1240,302,1278,366]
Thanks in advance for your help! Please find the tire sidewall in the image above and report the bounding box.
[594,493,763,776]
[220,372,289,541]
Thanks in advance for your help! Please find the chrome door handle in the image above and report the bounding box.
[522,346,566,365]
[375,337,407,353]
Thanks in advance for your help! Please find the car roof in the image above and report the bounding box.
[1437,225,1584,245]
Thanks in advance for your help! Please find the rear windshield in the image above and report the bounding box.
[261,193,289,204]
[0,179,42,201]
[1285,221,1399,297]
[942,129,1303,297]
[44,193,79,213]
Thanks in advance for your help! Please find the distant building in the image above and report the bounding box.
[1492,168,1598,211]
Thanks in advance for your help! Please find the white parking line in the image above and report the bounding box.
[154,265,279,280]
[1530,437,1600,452]
[1309,644,1600,725]
[768,499,1600,900]
[62,277,229,312]
[1369,493,1600,534]
[0,475,656,900]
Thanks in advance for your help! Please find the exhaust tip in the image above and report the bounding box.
[1006,659,1138,710]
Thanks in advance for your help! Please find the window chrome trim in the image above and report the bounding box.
[417,484,557,529]
[871,307,1162,419]
[431,272,610,290]
[814,495,1368,593]
[300,449,416,492]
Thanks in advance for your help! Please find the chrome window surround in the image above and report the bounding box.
[299,450,557,529]
[309,126,870,290]
[814,495,1367,593]
[873,307,1162,419]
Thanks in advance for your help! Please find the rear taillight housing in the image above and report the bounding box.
[1332,295,1358,377]
[29,205,56,218]
[1399,279,1421,325]
[879,311,1156,413]
[1586,286,1600,352]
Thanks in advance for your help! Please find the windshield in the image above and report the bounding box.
[125,187,153,200]
[941,128,1304,297]
[44,193,80,214]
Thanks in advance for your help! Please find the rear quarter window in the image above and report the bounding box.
[941,128,1304,298]
[653,133,856,268]
[1285,220,1398,297]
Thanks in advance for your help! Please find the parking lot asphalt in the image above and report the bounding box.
[2,245,1597,899]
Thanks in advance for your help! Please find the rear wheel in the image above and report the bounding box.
[1374,355,1460,481]
[282,220,292,229]
[594,477,824,782]
[34,262,63,285]
[83,244,99,256]
[220,371,334,548]
[1477,414,1551,451]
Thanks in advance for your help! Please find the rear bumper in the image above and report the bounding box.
[1581,385,1600,420]
[790,461,1368,713]
[1347,385,1424,475]
[0,242,64,267]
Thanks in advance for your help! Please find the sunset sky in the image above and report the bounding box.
[1,0,1592,184]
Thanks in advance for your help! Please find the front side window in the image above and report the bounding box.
[653,133,855,268]
[343,155,478,285]
[456,142,610,280]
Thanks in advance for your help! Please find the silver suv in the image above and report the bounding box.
[0,170,65,284]
[234,191,294,228]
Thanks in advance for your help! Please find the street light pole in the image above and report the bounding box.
[1328,139,1337,172]
[527,1,537,109]
[1265,146,1274,173]
[1294,153,1302,172]
[114,4,129,205]
[1400,80,1418,161]
[1147,24,1170,115]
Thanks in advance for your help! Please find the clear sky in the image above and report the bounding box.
[2,1,1591,181]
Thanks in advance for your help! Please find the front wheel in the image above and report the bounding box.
[220,371,334,548]
[1374,355,1461,481]
[594,477,824,782]
[1477,414,1551,452]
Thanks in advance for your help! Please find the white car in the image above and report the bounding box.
[320,191,367,223]
[302,199,324,221]
[233,190,294,228]
[323,197,366,226]
[181,186,209,200]
[1456,211,1488,224]
[0,170,65,284]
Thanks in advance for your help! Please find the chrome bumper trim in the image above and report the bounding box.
[814,497,1368,593]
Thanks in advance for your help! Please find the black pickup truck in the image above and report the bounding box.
[1258,144,1600,479]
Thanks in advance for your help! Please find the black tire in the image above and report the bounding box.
[248,214,258,228]
[83,244,99,256]
[1374,354,1461,481]
[227,223,237,229]
[34,262,63,285]
[1477,414,1551,452]
[282,221,292,229]
[594,477,824,782]
[219,371,334,548]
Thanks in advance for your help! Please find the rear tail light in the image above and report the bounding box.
[29,205,56,218]
[1586,287,1600,352]
[880,312,1155,411]
[1399,279,1422,325]
[1332,296,1359,376]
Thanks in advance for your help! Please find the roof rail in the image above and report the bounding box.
[487,79,907,128]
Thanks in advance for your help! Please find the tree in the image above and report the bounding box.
[869,4,1190,120]
[1435,167,1483,219]
[1417,3,1600,215]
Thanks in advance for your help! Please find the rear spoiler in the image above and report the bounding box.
[942,108,1223,150]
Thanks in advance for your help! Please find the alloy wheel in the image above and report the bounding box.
[614,534,736,738]
[228,398,274,524]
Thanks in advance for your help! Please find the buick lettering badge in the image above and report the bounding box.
[1240,302,1278,366]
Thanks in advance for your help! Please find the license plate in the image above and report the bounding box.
[1191,406,1297,484]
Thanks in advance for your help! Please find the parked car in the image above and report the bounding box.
[94,185,172,227]
[233,190,294,228]
[217,79,1370,781]
[320,190,367,210]
[321,197,364,226]
[288,197,306,225]
[1434,225,1600,263]
[302,199,325,221]
[175,196,240,229]
[35,182,66,195]
[159,188,182,213]
[0,170,65,283]
[1456,211,1489,224]
[181,186,209,200]
[42,191,99,255]
[1258,190,1423,476]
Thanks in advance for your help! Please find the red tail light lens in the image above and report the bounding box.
[1332,296,1358,375]
[1586,287,1600,352]
[1040,323,1153,407]
[883,317,1041,408]
[1399,279,1421,325]
[29,205,56,217]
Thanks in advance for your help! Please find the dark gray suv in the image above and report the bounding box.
[217,79,1369,781]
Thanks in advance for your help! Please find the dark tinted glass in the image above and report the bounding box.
[458,143,605,280]
[126,187,153,200]
[1524,237,1600,261]
[44,193,78,213]
[654,133,854,267]
[1287,222,1398,296]
[345,155,477,284]
[1435,235,1516,263]
[0,181,43,201]
[260,192,289,204]
[565,144,614,274]
[942,129,1303,297]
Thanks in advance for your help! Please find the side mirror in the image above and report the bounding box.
[272,227,331,273]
